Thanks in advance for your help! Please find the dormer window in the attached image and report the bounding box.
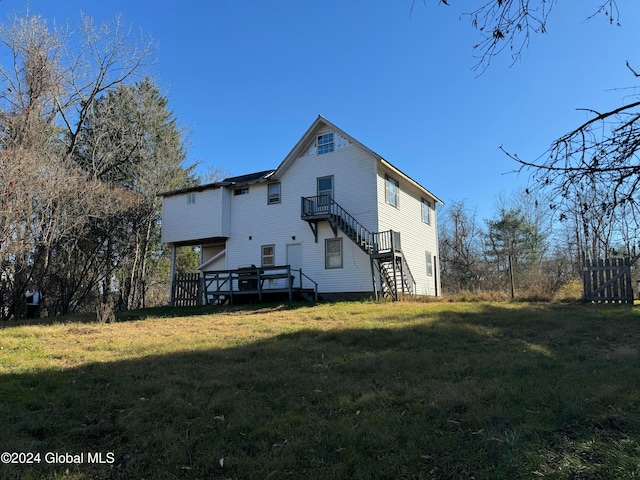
[317,133,334,155]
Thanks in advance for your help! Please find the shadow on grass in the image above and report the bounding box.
[1,303,640,479]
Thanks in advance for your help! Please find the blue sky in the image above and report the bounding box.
[6,0,640,220]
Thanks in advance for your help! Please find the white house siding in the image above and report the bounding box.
[223,140,379,294]
[376,164,441,296]
[200,244,226,270]
[161,118,442,298]
[161,187,230,244]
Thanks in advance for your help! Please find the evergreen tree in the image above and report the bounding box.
[484,208,547,294]
[73,78,196,309]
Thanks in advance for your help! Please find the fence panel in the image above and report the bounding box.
[583,258,633,304]
[172,273,202,307]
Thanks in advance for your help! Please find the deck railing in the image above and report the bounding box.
[202,265,318,304]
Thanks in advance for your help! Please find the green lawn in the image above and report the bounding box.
[1,301,639,479]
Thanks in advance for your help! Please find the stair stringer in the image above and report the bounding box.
[301,195,415,300]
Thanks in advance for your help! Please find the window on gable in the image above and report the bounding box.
[325,238,343,269]
[187,193,196,204]
[267,183,281,204]
[234,187,249,196]
[385,175,399,208]
[317,133,334,155]
[262,245,275,267]
[422,198,431,225]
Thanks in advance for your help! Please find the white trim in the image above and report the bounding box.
[262,244,275,266]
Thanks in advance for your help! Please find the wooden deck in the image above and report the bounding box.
[202,265,318,305]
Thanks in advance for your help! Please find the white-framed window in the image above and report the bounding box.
[385,175,399,208]
[325,238,343,269]
[234,187,249,196]
[318,133,334,155]
[426,251,433,277]
[187,193,196,204]
[422,198,431,225]
[267,183,281,204]
[262,245,275,266]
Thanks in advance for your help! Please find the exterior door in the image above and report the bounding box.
[317,175,334,213]
[287,243,303,286]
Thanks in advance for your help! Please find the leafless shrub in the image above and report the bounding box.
[96,296,115,323]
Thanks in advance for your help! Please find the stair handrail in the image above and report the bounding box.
[292,268,319,301]
[302,195,390,253]
[302,195,416,299]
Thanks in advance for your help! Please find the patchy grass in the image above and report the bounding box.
[1,301,640,479]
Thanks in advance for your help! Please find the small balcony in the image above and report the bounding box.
[301,195,401,255]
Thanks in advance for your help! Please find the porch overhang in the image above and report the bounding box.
[166,236,228,248]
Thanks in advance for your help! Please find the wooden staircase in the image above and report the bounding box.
[301,195,415,300]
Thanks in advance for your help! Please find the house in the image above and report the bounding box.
[159,115,443,303]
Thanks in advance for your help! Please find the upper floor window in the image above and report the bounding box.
[187,193,196,204]
[317,133,334,155]
[268,183,281,204]
[234,187,249,196]
[422,198,432,225]
[385,175,399,208]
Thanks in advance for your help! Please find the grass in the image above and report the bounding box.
[1,301,640,479]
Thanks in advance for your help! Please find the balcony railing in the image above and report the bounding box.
[301,195,401,255]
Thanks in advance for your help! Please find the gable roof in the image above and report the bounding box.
[159,116,442,205]
[273,115,443,205]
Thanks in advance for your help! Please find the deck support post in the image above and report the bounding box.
[370,257,379,301]
[169,245,177,306]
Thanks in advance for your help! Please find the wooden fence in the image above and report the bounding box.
[171,273,202,306]
[583,258,634,304]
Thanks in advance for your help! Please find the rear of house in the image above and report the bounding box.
[160,116,442,302]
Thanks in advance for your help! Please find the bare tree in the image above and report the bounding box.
[74,78,194,310]
[466,0,620,73]
[438,200,484,292]
[414,1,639,261]
[413,1,620,74]
[0,14,155,317]
[508,73,640,216]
